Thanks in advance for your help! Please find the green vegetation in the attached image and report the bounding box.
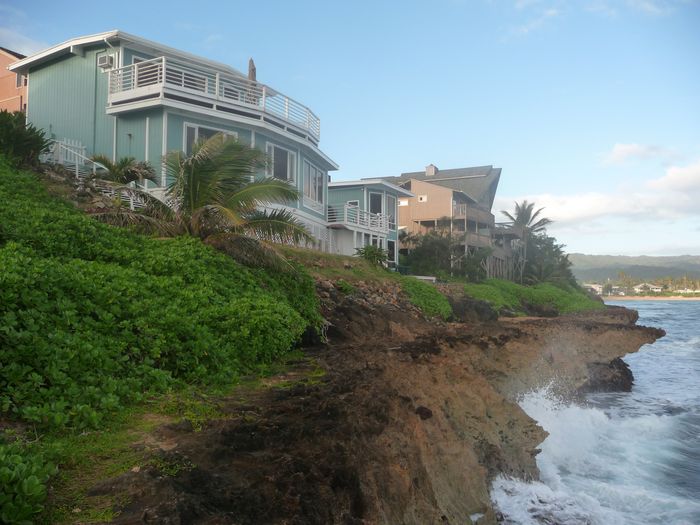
[0,158,322,521]
[0,110,50,168]
[0,442,57,524]
[90,155,158,185]
[400,277,453,320]
[354,245,388,266]
[91,134,311,268]
[399,228,491,281]
[464,279,604,315]
[335,279,357,295]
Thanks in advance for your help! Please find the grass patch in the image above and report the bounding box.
[464,279,604,315]
[399,277,453,320]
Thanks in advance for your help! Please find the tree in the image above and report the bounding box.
[91,155,159,185]
[523,234,576,286]
[501,200,552,233]
[502,200,553,283]
[92,134,312,266]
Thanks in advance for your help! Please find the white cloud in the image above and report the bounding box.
[647,160,700,192]
[496,159,700,236]
[602,143,670,165]
[513,8,560,35]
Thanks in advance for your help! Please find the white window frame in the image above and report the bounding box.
[346,200,359,208]
[266,143,297,183]
[386,194,397,230]
[183,122,238,154]
[368,191,384,215]
[302,159,325,205]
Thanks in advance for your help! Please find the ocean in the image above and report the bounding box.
[491,301,700,525]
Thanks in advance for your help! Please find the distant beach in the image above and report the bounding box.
[604,295,700,301]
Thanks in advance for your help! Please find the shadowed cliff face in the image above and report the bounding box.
[101,283,663,525]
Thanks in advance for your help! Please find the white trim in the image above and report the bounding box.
[347,200,359,207]
[112,117,117,161]
[161,111,168,186]
[9,30,246,78]
[182,121,238,154]
[144,116,150,162]
[266,142,298,183]
[251,130,255,148]
[328,178,414,197]
[105,97,339,170]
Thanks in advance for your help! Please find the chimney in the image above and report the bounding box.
[425,164,438,176]
[248,58,257,82]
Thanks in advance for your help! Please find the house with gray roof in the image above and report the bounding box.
[393,164,523,280]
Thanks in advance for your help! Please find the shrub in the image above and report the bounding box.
[400,277,452,320]
[355,245,388,267]
[0,161,318,431]
[0,442,57,524]
[0,111,50,168]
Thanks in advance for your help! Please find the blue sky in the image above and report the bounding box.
[2,0,699,255]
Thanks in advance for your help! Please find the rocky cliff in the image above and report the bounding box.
[102,280,663,525]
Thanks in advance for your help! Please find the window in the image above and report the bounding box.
[346,200,359,207]
[15,73,24,88]
[386,195,396,230]
[418,195,428,203]
[267,144,297,183]
[369,192,383,215]
[398,199,408,207]
[302,160,324,203]
[185,124,237,155]
[387,240,396,263]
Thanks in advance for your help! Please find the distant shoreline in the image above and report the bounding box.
[604,295,700,302]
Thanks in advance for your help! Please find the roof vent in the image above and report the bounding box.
[425,164,438,176]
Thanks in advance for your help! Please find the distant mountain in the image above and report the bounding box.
[568,254,700,282]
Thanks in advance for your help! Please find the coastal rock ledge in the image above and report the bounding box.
[105,287,663,525]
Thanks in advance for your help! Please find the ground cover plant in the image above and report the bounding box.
[464,279,603,315]
[0,158,321,521]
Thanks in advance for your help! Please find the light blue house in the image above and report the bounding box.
[327,179,413,265]
[9,30,337,246]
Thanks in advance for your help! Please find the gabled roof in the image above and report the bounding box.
[390,165,502,210]
[329,178,414,197]
[8,30,245,77]
[0,47,26,60]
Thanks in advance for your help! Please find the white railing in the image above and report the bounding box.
[327,204,389,232]
[109,56,321,140]
[42,139,106,181]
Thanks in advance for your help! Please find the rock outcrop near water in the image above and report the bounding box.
[105,282,663,525]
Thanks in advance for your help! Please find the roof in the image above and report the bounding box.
[8,30,245,77]
[390,165,502,210]
[329,178,415,197]
[0,47,26,60]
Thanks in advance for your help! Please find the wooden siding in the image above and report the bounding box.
[27,45,113,157]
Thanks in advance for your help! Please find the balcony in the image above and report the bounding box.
[327,204,389,233]
[108,56,321,143]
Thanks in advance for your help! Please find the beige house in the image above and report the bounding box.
[0,47,27,112]
[393,164,523,280]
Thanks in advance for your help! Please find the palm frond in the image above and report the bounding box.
[241,208,313,244]
[226,179,300,212]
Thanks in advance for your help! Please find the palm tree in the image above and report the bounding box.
[91,155,159,185]
[501,200,552,233]
[501,200,553,284]
[92,134,312,266]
